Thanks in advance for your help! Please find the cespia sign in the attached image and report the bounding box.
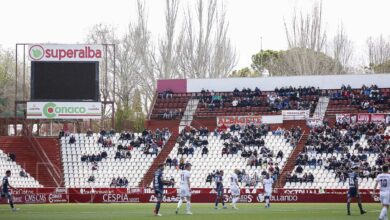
[27,102,102,119]
[28,44,103,61]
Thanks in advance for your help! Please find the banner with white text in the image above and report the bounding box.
[216,115,282,127]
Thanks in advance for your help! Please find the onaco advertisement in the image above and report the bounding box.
[26,102,101,119]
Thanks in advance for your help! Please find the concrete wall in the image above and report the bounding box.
[186,74,390,92]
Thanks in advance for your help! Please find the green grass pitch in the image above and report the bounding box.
[0,203,383,220]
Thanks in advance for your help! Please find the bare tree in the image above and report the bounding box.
[283,0,329,74]
[158,0,180,79]
[178,0,237,78]
[330,24,353,74]
[367,34,390,73]
[0,48,16,114]
[86,24,117,125]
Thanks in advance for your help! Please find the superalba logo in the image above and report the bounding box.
[44,46,101,60]
[29,44,103,61]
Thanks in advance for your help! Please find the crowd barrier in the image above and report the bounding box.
[0,188,380,204]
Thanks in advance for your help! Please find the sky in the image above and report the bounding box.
[1,0,390,69]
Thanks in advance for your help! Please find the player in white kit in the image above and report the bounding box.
[176,164,192,215]
[373,165,390,220]
[230,169,240,210]
[263,173,274,208]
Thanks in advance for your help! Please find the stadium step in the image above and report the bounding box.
[139,119,181,187]
[138,131,179,187]
[0,136,64,187]
[276,132,309,188]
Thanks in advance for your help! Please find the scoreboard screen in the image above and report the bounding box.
[31,61,99,101]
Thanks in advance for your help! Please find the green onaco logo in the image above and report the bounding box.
[43,102,57,118]
[43,102,87,118]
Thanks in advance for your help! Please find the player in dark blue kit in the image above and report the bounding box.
[347,166,366,215]
[1,170,19,211]
[214,170,227,209]
[153,163,173,217]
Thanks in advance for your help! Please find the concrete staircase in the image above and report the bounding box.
[0,136,64,187]
[139,119,181,187]
[179,99,199,132]
[138,131,179,187]
[276,132,308,188]
[311,96,330,121]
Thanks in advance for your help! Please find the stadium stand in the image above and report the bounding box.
[285,123,390,189]
[2,81,389,191]
[164,125,302,188]
[0,149,42,188]
[61,129,171,187]
[194,87,319,117]
[0,136,62,187]
[326,85,390,116]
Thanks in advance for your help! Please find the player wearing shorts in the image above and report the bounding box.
[153,164,173,217]
[214,170,227,209]
[347,166,366,215]
[230,169,240,210]
[0,170,19,212]
[176,164,192,215]
[263,173,273,208]
[373,165,390,220]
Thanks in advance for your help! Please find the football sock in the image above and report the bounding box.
[155,201,161,214]
[9,200,14,209]
[186,201,191,212]
[358,202,363,213]
[379,207,387,219]
[177,199,183,209]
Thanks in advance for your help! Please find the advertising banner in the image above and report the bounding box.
[27,102,101,119]
[370,114,386,123]
[28,44,103,62]
[336,113,388,124]
[216,115,283,127]
[357,113,370,123]
[281,110,309,120]
[0,188,379,204]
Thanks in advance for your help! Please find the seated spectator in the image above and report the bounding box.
[69,135,76,144]
[126,151,132,159]
[295,164,303,174]
[206,173,213,183]
[188,146,194,156]
[86,129,93,137]
[166,156,172,167]
[81,154,88,162]
[308,172,314,183]
[58,129,65,139]
[19,170,28,178]
[101,151,108,159]
[87,175,95,182]
[202,146,209,156]
[92,162,98,171]
[110,178,117,187]
[123,177,129,187]
[8,153,16,162]
[277,150,283,159]
[172,157,178,168]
